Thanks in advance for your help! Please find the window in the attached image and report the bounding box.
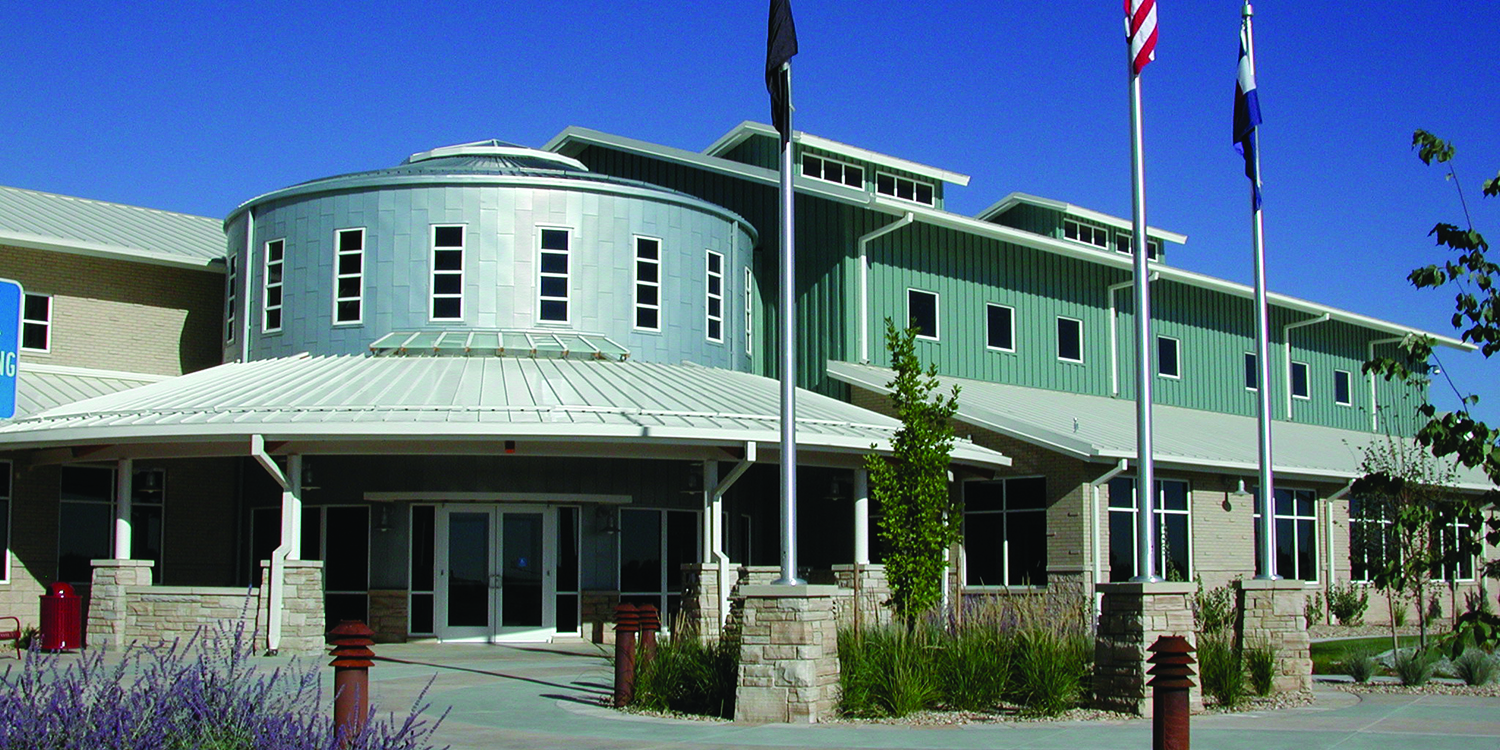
[0,461,10,582]
[56,466,165,585]
[1334,370,1352,406]
[1057,317,1083,363]
[907,289,938,340]
[1254,487,1318,581]
[21,293,51,352]
[1436,515,1476,582]
[876,172,935,206]
[129,469,165,572]
[1348,497,1394,583]
[1244,352,1258,390]
[431,226,464,321]
[333,228,364,324]
[408,505,436,635]
[986,304,1015,352]
[301,505,370,627]
[634,237,661,331]
[538,228,570,323]
[744,267,754,356]
[224,256,237,343]
[705,251,724,343]
[1290,361,1310,399]
[1064,219,1108,248]
[1157,335,1180,378]
[963,477,1047,586]
[619,508,699,623]
[263,239,285,333]
[1113,232,1162,260]
[1109,477,1191,582]
[801,154,864,188]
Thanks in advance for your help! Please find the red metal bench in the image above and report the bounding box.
[0,617,20,658]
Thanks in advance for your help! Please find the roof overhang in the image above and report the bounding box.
[0,231,223,272]
[975,192,1189,245]
[701,121,972,186]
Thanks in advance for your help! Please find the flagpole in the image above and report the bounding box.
[1244,2,1278,580]
[775,59,803,586]
[1125,5,1160,583]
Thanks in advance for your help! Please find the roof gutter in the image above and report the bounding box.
[1283,314,1332,419]
[857,213,916,362]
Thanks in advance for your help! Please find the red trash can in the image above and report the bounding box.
[39,582,81,651]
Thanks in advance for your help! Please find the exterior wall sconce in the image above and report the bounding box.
[596,506,620,535]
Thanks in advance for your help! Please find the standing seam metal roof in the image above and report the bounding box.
[0,185,223,268]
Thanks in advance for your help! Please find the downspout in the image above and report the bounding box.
[1088,459,1129,611]
[1109,274,1157,396]
[1282,314,1331,419]
[1366,336,1404,432]
[857,213,915,362]
[240,207,255,363]
[711,442,756,630]
[251,435,299,655]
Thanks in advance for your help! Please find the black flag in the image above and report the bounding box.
[765,0,798,143]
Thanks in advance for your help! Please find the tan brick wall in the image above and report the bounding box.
[0,244,223,376]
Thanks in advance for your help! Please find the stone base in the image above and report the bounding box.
[1236,579,1312,693]
[831,564,892,629]
[87,559,155,651]
[1092,582,1202,717]
[583,590,620,644]
[368,589,408,643]
[733,584,840,724]
[257,560,327,654]
[680,563,724,639]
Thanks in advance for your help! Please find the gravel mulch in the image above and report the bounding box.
[1338,682,1500,698]
[1200,690,1314,714]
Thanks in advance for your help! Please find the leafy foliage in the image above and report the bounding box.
[1243,639,1277,696]
[865,319,962,623]
[1197,630,1245,708]
[1193,577,1238,635]
[1326,582,1370,626]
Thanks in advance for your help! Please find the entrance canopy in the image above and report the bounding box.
[0,355,1010,470]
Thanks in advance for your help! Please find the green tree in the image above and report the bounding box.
[865,319,962,625]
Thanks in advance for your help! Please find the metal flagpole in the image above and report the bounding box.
[775,60,802,586]
[1244,2,1278,580]
[1127,67,1159,584]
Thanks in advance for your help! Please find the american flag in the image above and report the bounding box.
[1125,0,1157,75]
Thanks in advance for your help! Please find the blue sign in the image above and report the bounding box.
[0,279,21,419]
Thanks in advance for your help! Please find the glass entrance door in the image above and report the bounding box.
[435,505,556,642]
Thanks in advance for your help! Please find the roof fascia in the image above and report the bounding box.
[701,121,972,186]
[976,192,1189,245]
[21,363,168,382]
[0,231,224,272]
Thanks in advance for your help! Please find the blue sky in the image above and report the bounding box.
[2,1,1497,428]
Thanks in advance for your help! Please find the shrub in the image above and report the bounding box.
[0,623,443,749]
[933,622,1010,711]
[1009,628,1089,717]
[633,621,739,718]
[1339,648,1379,683]
[1393,648,1439,686]
[837,626,940,717]
[1452,648,1500,686]
[1194,578,1237,635]
[1326,582,1370,626]
[1392,600,1409,627]
[1304,594,1325,628]
[1243,640,1277,696]
[1198,631,1245,708]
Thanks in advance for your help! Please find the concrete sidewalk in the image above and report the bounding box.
[355,642,1500,750]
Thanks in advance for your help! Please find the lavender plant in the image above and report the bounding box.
[0,622,445,750]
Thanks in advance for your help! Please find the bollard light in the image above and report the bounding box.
[613,603,639,708]
[1147,634,1196,750]
[328,620,377,746]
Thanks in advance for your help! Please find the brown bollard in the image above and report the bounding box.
[638,604,660,666]
[613,603,640,707]
[1147,635,1197,750]
[328,620,377,746]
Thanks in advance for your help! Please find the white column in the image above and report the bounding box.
[284,454,303,561]
[853,469,870,565]
[113,458,133,559]
[702,461,719,564]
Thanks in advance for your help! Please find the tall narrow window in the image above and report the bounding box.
[333,228,364,325]
[263,239,285,333]
[224,256,237,343]
[619,508,699,623]
[1349,496,1393,582]
[1108,477,1191,582]
[21,293,51,352]
[1157,335,1180,378]
[1290,361,1310,399]
[907,289,938,340]
[1244,352,1258,390]
[1334,369,1352,406]
[1254,487,1318,581]
[58,465,114,584]
[744,267,754,356]
[986,303,1015,352]
[1437,516,1476,582]
[538,228,570,323]
[430,226,464,321]
[705,250,724,343]
[1057,317,1083,362]
[963,477,1047,586]
[635,237,661,331]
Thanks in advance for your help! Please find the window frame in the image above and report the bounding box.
[1113,231,1162,260]
[537,226,571,325]
[1063,219,1109,249]
[617,507,701,625]
[1253,487,1319,582]
[800,154,865,189]
[1333,369,1352,406]
[1057,316,1084,363]
[705,250,724,344]
[332,227,365,326]
[21,293,52,353]
[906,288,939,341]
[961,476,1048,589]
[1157,335,1181,379]
[875,171,936,206]
[744,267,754,357]
[633,235,662,332]
[1244,352,1259,391]
[262,239,286,334]
[985,303,1015,353]
[224,256,238,343]
[1436,515,1477,583]
[1348,496,1393,583]
[56,464,164,585]
[1290,360,1311,400]
[430,225,466,322]
[1108,476,1193,582]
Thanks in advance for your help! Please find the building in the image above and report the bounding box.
[0,124,1491,649]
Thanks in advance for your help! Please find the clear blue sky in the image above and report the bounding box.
[2,1,1496,428]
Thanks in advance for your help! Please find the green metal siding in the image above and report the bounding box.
[720,138,780,170]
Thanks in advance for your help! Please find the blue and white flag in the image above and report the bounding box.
[1233,18,1263,209]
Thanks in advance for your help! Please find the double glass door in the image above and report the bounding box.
[435,505,555,642]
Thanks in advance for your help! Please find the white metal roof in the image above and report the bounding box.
[545,127,1469,351]
[829,361,1494,491]
[0,356,1010,469]
[975,192,1189,245]
[701,121,972,186]
[0,185,224,271]
[10,364,165,421]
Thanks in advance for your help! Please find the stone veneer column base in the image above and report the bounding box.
[679,563,723,639]
[87,559,155,650]
[258,560,327,654]
[1235,579,1312,693]
[733,584,840,724]
[1092,581,1202,717]
[830,564,891,629]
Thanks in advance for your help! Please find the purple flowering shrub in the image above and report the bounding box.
[0,624,446,750]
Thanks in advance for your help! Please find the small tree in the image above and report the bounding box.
[865,319,961,626]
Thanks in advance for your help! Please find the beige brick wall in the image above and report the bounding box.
[0,244,223,376]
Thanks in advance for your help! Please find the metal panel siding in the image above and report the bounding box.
[720,138,779,170]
